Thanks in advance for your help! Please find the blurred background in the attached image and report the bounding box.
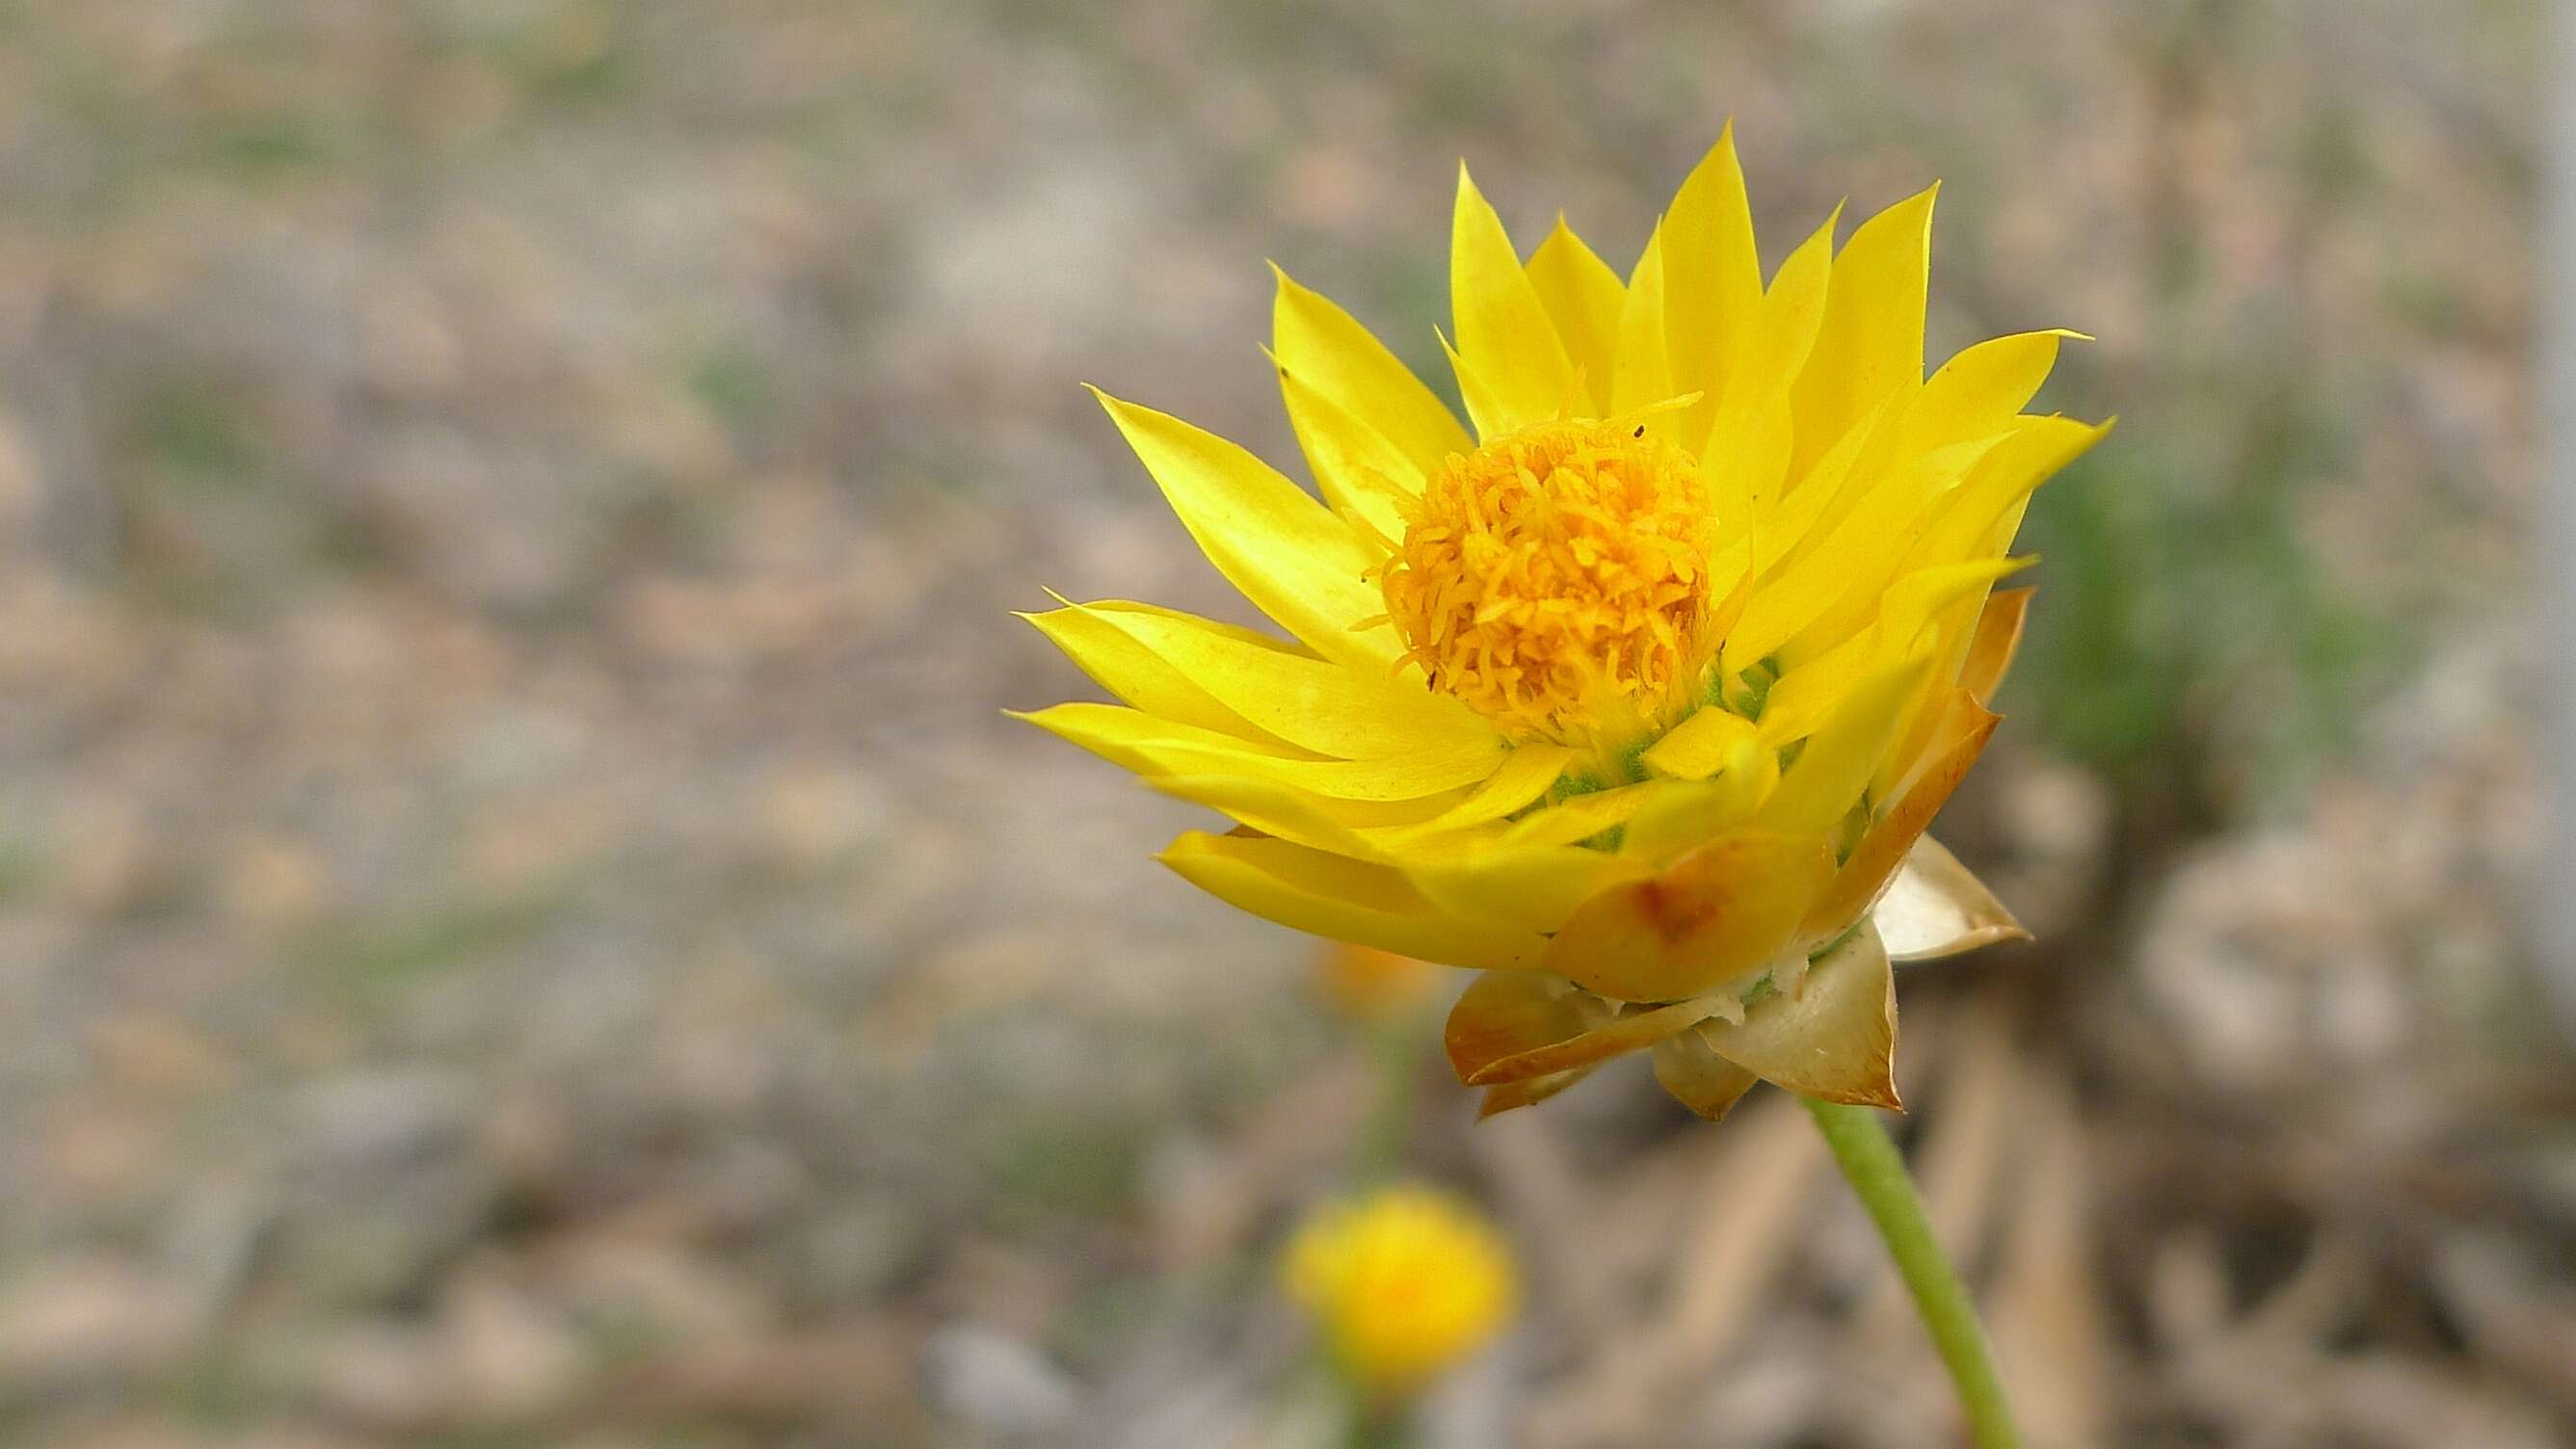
[0,2,2567,1446]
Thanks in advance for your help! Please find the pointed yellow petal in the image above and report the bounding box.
[1698,919,1899,1109]
[1689,201,1841,472]
[1726,432,2011,674]
[1892,329,2081,460]
[1544,830,1837,1002]
[1872,835,2028,962]
[1651,1029,1760,1121]
[1872,582,2026,799]
[1789,185,1935,481]
[1747,390,1899,579]
[1628,709,1781,863]
[1662,123,1764,449]
[1755,649,1936,838]
[1527,216,1624,414]
[1615,768,1781,867]
[1270,265,1473,477]
[1276,359,1421,545]
[1957,587,2033,706]
[1093,389,1401,671]
[1098,602,1497,760]
[1494,777,1672,849]
[1451,164,1580,434]
[1799,687,1999,942]
[1407,843,1654,935]
[1022,599,1299,748]
[1012,699,1308,770]
[1740,204,1842,405]
[1016,702,1506,802]
[1161,831,1548,970]
[1151,772,1470,857]
[1376,742,1578,839]
[1610,226,1675,418]
[1903,414,2111,571]
[1759,555,2032,750]
[1439,329,1518,442]
[1640,702,1766,781]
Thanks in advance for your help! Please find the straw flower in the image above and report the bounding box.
[1019,128,2106,1120]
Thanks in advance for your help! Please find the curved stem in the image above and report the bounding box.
[1800,1095,2021,1449]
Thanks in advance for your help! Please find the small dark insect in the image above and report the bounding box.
[1633,425,1645,437]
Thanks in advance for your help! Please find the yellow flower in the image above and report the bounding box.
[1284,1185,1518,1399]
[1018,128,2107,1120]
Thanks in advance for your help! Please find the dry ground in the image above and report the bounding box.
[0,3,2565,1446]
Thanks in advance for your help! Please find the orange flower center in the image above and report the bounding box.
[1379,421,1720,744]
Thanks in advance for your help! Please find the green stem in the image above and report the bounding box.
[1341,1399,1412,1449]
[1351,1014,1423,1183]
[1799,1096,2020,1449]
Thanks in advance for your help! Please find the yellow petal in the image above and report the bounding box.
[1789,185,1936,482]
[1640,704,1766,781]
[1662,122,1764,450]
[1739,204,1842,401]
[1627,706,1781,863]
[1957,586,2033,706]
[1451,975,1719,1087]
[1015,702,1505,802]
[1758,555,2032,749]
[1724,432,2009,673]
[1872,582,2026,798]
[1615,767,1781,867]
[1092,388,1400,671]
[1451,164,1580,434]
[1276,359,1422,545]
[1799,687,1999,942]
[1544,830,1837,1002]
[1889,329,2082,461]
[1098,602,1497,760]
[1406,843,1654,935]
[1161,831,1548,971]
[1692,202,1840,480]
[1151,772,1462,856]
[1872,835,2028,962]
[1609,226,1675,418]
[1270,264,1473,477]
[1012,699,1308,768]
[1021,598,1299,748]
[1651,1030,1761,1121]
[1494,777,1672,849]
[1748,390,1899,579]
[1381,742,1576,837]
[1440,329,1518,443]
[1698,919,1899,1109]
[1755,649,1936,838]
[1527,216,1624,415]
[1903,414,2111,572]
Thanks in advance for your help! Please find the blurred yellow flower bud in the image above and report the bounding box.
[1315,940,1438,1022]
[1283,1184,1518,1400]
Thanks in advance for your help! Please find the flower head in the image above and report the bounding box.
[1019,129,2106,1120]
[1284,1185,1518,1399]
[1378,419,1720,745]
